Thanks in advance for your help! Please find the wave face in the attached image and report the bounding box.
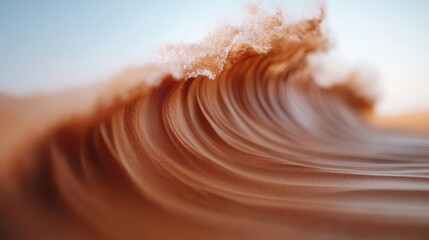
[1,7,429,240]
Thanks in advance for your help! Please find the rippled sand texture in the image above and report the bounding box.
[1,7,429,240]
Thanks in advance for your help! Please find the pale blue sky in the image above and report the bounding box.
[0,0,428,114]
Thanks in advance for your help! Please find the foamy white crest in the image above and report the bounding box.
[150,5,284,81]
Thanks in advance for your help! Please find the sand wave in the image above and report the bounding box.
[1,6,429,240]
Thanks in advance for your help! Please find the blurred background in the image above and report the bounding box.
[0,0,428,115]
